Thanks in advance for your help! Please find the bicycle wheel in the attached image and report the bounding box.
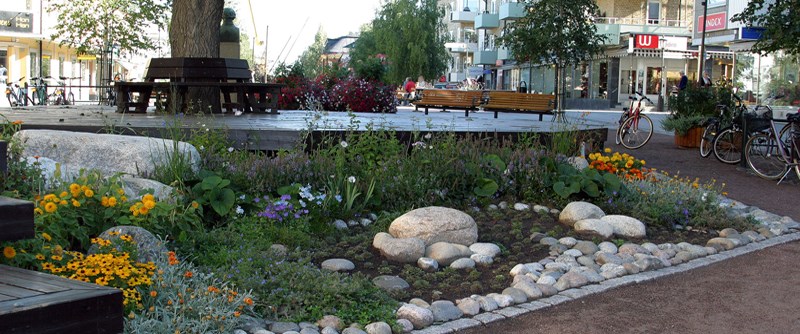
[699,122,718,158]
[619,114,653,149]
[68,92,75,106]
[712,127,743,164]
[745,133,785,180]
[615,124,623,145]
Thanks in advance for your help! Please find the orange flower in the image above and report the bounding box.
[243,297,253,306]
[150,290,157,297]
[184,270,193,278]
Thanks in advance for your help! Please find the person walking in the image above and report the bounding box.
[700,71,713,87]
[678,70,688,91]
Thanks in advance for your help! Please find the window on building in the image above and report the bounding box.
[59,57,65,77]
[647,1,660,25]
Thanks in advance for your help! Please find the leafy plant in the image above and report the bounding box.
[541,156,625,200]
[191,173,236,217]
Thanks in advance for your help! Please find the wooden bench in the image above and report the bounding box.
[483,91,555,120]
[116,57,284,114]
[413,89,482,116]
[0,141,123,333]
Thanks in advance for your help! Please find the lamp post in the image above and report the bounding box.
[660,36,667,111]
[698,1,708,82]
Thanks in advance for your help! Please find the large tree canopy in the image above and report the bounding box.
[297,27,328,78]
[497,0,606,115]
[47,0,171,55]
[350,0,450,84]
[731,0,800,56]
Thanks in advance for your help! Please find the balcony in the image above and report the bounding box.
[474,50,498,65]
[595,17,692,37]
[500,2,526,20]
[451,10,476,23]
[444,42,478,54]
[498,47,512,60]
[475,13,500,29]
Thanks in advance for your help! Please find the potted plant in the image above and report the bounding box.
[662,85,733,147]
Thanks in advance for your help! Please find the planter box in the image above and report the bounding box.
[674,127,704,148]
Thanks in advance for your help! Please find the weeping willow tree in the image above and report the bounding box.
[349,0,450,84]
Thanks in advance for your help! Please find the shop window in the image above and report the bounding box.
[646,67,661,95]
[621,70,637,95]
[647,1,660,25]
[59,57,65,77]
[592,60,608,99]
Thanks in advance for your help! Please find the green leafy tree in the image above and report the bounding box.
[497,0,606,119]
[350,0,450,84]
[298,27,328,78]
[46,0,171,55]
[731,0,800,56]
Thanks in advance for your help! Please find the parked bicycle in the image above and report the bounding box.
[744,112,800,183]
[60,76,81,105]
[615,91,654,149]
[5,77,33,107]
[709,94,772,164]
[29,77,48,105]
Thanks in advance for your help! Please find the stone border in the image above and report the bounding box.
[410,231,800,334]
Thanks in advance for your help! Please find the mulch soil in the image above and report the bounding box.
[457,132,800,334]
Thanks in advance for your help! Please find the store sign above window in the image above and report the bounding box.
[634,34,660,49]
[0,11,34,33]
[697,12,727,33]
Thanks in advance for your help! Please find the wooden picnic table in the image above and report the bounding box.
[115,57,284,114]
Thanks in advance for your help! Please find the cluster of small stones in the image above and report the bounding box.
[231,196,799,334]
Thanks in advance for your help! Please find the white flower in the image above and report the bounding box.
[239,195,246,200]
[347,176,356,184]
[340,141,348,148]
[227,147,234,153]
[235,206,244,215]
[199,145,205,151]
[424,133,432,139]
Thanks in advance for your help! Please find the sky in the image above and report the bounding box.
[241,0,384,70]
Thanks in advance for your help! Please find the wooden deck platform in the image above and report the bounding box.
[0,265,123,334]
[0,105,609,151]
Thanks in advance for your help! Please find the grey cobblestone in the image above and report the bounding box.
[516,301,550,311]
[559,288,594,299]
[492,306,528,318]
[472,312,506,324]
[539,294,572,306]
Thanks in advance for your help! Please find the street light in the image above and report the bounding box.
[660,36,667,111]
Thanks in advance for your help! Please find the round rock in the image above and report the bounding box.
[389,206,478,246]
[559,201,605,227]
[320,258,355,272]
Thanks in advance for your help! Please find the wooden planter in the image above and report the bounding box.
[674,126,704,148]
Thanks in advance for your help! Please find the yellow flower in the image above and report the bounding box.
[43,194,57,201]
[143,200,156,210]
[84,189,94,198]
[34,207,44,215]
[51,255,63,261]
[44,202,58,213]
[72,199,81,207]
[59,200,68,206]
[3,246,17,259]
[604,148,612,153]
[41,232,52,241]
[142,194,155,203]
[191,201,199,209]
[120,196,127,202]
[101,196,109,207]
[117,188,125,195]
[139,206,149,215]
[36,254,45,260]
[69,183,80,192]
[120,235,133,242]
[108,197,118,207]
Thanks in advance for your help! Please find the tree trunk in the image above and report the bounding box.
[554,64,567,122]
[169,0,224,113]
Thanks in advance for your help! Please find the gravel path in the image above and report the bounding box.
[457,132,800,333]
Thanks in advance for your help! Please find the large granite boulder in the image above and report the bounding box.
[602,215,647,238]
[388,206,477,246]
[14,130,200,178]
[89,226,167,263]
[372,232,425,263]
[559,201,605,227]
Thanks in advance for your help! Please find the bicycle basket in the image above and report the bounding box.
[743,112,772,132]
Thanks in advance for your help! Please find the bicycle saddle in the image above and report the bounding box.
[787,113,800,123]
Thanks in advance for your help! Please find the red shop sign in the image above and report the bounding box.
[634,34,660,49]
[697,12,727,32]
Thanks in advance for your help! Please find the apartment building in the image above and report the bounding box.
[446,0,761,109]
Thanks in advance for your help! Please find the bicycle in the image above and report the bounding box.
[5,77,33,107]
[711,94,772,164]
[28,77,48,105]
[744,112,800,183]
[59,76,80,105]
[615,91,654,149]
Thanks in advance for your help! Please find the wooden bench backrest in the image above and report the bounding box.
[144,57,252,82]
[419,89,481,102]
[487,91,554,110]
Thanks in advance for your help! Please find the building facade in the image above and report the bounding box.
[1,0,102,106]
